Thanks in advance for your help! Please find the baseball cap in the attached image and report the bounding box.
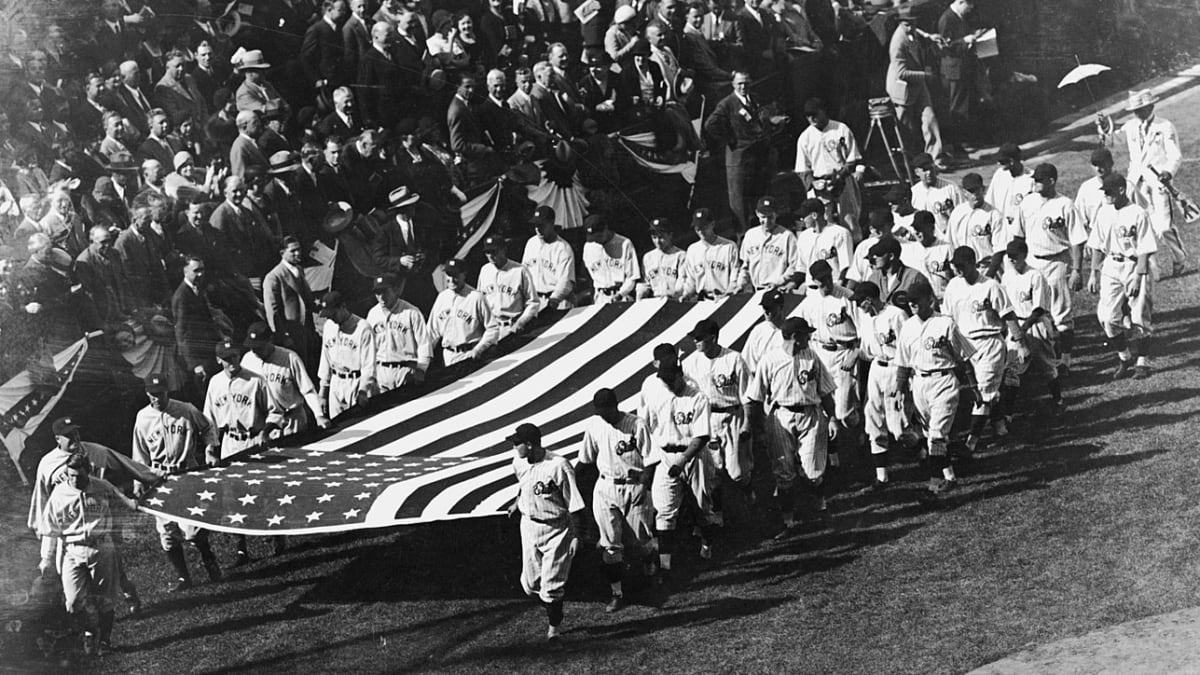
[318,290,345,318]
[885,184,912,205]
[373,273,399,291]
[1032,163,1058,182]
[530,205,556,225]
[849,281,880,303]
[1005,237,1029,258]
[802,97,826,115]
[144,373,170,394]
[52,416,80,436]
[507,422,541,446]
[995,142,1022,162]
[912,152,935,170]
[689,319,719,341]
[808,259,833,280]
[1090,147,1114,166]
[584,213,606,235]
[649,218,671,236]
[244,321,273,347]
[756,196,777,214]
[798,198,826,218]
[867,236,901,259]
[656,360,683,382]
[215,339,242,362]
[652,343,677,362]
[906,278,935,302]
[961,173,984,191]
[690,208,712,228]
[444,259,467,277]
[1102,172,1128,195]
[761,289,785,309]
[592,388,618,409]
[912,210,936,230]
[951,245,977,268]
[867,208,894,233]
[780,317,815,339]
[482,235,506,252]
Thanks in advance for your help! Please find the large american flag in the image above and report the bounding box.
[139,294,798,535]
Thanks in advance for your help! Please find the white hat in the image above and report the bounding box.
[614,5,637,24]
[172,151,194,172]
[1126,89,1159,111]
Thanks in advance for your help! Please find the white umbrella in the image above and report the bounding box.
[1058,63,1111,89]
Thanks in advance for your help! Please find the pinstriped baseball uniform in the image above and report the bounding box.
[795,228,819,274]
[1013,192,1086,332]
[366,298,432,392]
[858,304,913,454]
[522,235,576,310]
[809,224,854,278]
[1087,201,1157,336]
[918,239,955,298]
[318,315,377,419]
[984,167,1034,228]
[478,260,539,339]
[1074,176,1135,234]
[513,451,585,603]
[39,477,135,614]
[947,201,1007,263]
[584,233,641,302]
[429,285,497,366]
[942,276,1012,410]
[578,413,654,564]
[739,226,800,290]
[895,313,975,451]
[240,346,324,435]
[682,346,752,482]
[793,285,858,420]
[645,382,713,530]
[742,320,784,375]
[684,236,742,298]
[133,399,216,549]
[746,346,836,488]
[641,246,687,299]
[203,369,270,459]
[912,177,966,236]
[1001,266,1059,384]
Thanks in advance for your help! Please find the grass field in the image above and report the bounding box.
[4,88,1200,674]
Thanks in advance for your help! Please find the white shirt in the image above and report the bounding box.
[739,225,799,290]
[684,236,742,297]
[984,167,1035,227]
[642,246,687,299]
[942,276,1013,340]
[681,347,748,409]
[912,178,966,236]
[794,119,861,176]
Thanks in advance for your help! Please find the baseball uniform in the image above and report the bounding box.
[942,275,1012,415]
[912,177,966,237]
[682,346,752,483]
[1013,192,1087,332]
[794,119,864,228]
[684,235,742,299]
[984,167,1034,228]
[640,245,687,299]
[742,319,784,375]
[745,345,836,489]
[317,315,377,419]
[894,311,975,456]
[578,412,655,565]
[847,235,880,283]
[365,298,432,392]
[583,233,641,303]
[946,201,1007,264]
[240,346,325,435]
[644,382,714,531]
[204,369,270,459]
[793,285,859,421]
[739,225,800,290]
[1122,114,1185,268]
[133,400,217,550]
[513,451,585,603]
[428,284,498,366]
[1000,265,1059,384]
[808,224,854,280]
[794,227,820,274]
[1075,175,1136,235]
[478,259,539,340]
[522,235,576,311]
[1087,200,1157,337]
[857,303,914,457]
[917,238,955,299]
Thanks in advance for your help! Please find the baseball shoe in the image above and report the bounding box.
[699,543,712,560]
[123,591,142,618]
[82,632,98,657]
[546,625,561,641]
[233,550,251,568]
[605,594,626,613]
[1112,360,1133,380]
[1134,365,1151,380]
[930,478,958,495]
[168,577,192,593]
[772,521,798,541]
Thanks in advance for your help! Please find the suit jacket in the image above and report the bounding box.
[114,225,169,309]
[301,18,344,85]
[263,178,312,241]
[357,45,406,130]
[137,135,179,168]
[230,133,269,178]
[619,60,667,106]
[393,35,428,91]
[477,96,524,152]
[704,91,769,153]
[256,128,293,157]
[153,74,207,128]
[372,215,422,276]
[189,66,224,110]
[316,111,362,141]
[530,83,574,139]
[885,23,932,106]
[235,79,288,115]
[341,15,372,81]
[447,96,494,158]
[317,163,354,205]
[507,89,541,127]
[74,245,126,321]
[12,122,61,171]
[115,84,154,135]
[208,200,257,276]
[171,280,222,371]
[263,261,315,333]
[578,71,624,132]
[937,8,974,80]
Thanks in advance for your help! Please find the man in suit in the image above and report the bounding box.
[317,137,355,205]
[358,22,407,131]
[704,70,780,231]
[207,175,258,278]
[153,54,208,129]
[263,236,317,368]
[114,60,154,138]
[448,73,498,184]
[190,41,224,112]
[114,205,171,310]
[316,86,362,140]
[137,111,181,168]
[372,186,436,311]
[393,10,429,94]
[234,51,290,118]
[72,75,112,142]
[578,51,624,133]
[172,255,225,394]
[886,7,944,165]
[342,0,373,81]
[734,0,773,80]
[531,61,575,139]
[340,130,385,212]
[74,224,128,324]
[507,67,542,127]
[230,110,270,178]
[938,0,980,157]
[302,0,348,99]
[263,151,313,243]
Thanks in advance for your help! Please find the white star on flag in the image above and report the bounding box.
[285,480,302,487]
[306,511,323,522]
[342,509,361,519]
[355,492,371,500]
[158,487,173,494]
[228,513,247,524]
[245,479,263,486]
[328,460,345,465]
[187,506,205,516]
[267,515,285,526]
[197,490,215,501]
[278,494,296,505]
[203,477,222,484]
[317,493,334,503]
[147,498,164,507]
[238,494,257,505]
[325,482,342,487]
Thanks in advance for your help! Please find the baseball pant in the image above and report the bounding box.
[220,433,265,460]
[966,335,1007,416]
[765,405,828,491]
[864,361,913,454]
[61,539,120,613]
[1027,251,1073,332]
[376,363,419,393]
[519,516,576,604]
[1004,321,1060,385]
[155,518,208,551]
[652,450,715,531]
[328,371,366,419]
[814,347,858,422]
[1097,260,1154,338]
[443,348,474,367]
[708,410,752,484]
[911,371,959,455]
[1136,182,1186,270]
[592,478,655,564]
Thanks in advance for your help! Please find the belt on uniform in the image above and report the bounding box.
[444,341,477,353]
[1108,252,1130,263]
[378,361,412,368]
[661,444,688,453]
[527,514,567,525]
[223,428,260,441]
[596,286,620,296]
[781,403,815,412]
[333,369,360,378]
[537,291,553,299]
[65,535,109,547]
[711,404,741,414]
[1033,249,1068,260]
[916,368,955,377]
[496,316,518,326]
[818,338,859,351]
[601,474,640,485]
[875,359,890,367]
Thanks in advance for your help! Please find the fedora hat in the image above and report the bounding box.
[1125,89,1159,111]
[235,48,271,70]
[322,201,355,234]
[103,151,139,172]
[267,150,300,174]
[387,186,421,208]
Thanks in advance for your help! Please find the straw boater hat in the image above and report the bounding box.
[1125,89,1158,112]
[387,186,421,208]
[235,49,271,71]
[267,150,300,174]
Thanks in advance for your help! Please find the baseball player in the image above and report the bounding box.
[910,152,966,238]
[848,209,895,284]
[1012,163,1087,372]
[798,198,853,284]
[134,374,224,590]
[429,259,498,366]
[582,214,641,303]
[743,290,787,375]
[744,317,839,534]
[1087,172,1157,379]
[682,319,753,520]
[1120,89,1185,276]
[1000,239,1064,416]
[850,282,912,491]
[684,208,743,300]
[911,211,954,299]
[887,184,918,238]
[477,237,539,341]
[1073,148,1133,235]
[29,417,159,613]
[792,260,859,469]
[944,246,1023,453]
[739,196,801,292]
[637,343,681,422]
[984,142,1035,230]
[521,205,576,313]
[506,422,585,640]
[317,291,377,418]
[644,361,714,575]
[38,453,138,657]
[893,279,977,497]
[576,388,655,613]
[947,173,1007,268]
[794,97,865,240]
[638,219,687,300]
[366,275,433,390]
[241,322,330,436]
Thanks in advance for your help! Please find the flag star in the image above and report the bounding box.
[305,511,323,522]
[226,473,244,479]
[209,466,225,472]
[245,479,263,486]
[364,462,381,467]
[197,490,216,501]
[316,493,334,503]
[355,492,371,500]
[238,494,257,506]
[285,480,302,487]
[346,468,363,473]
[342,508,361,519]
[328,460,345,465]
[228,513,247,524]
[307,450,324,457]
[187,506,205,516]
[309,466,327,472]
[288,458,305,464]
[266,474,284,480]
[325,482,342,488]
[202,477,222,484]
[247,469,266,474]
[146,498,164,507]
[266,514,285,526]
[166,474,180,481]
[364,483,381,488]
[288,471,305,476]
[278,494,296,505]
[366,473,383,478]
